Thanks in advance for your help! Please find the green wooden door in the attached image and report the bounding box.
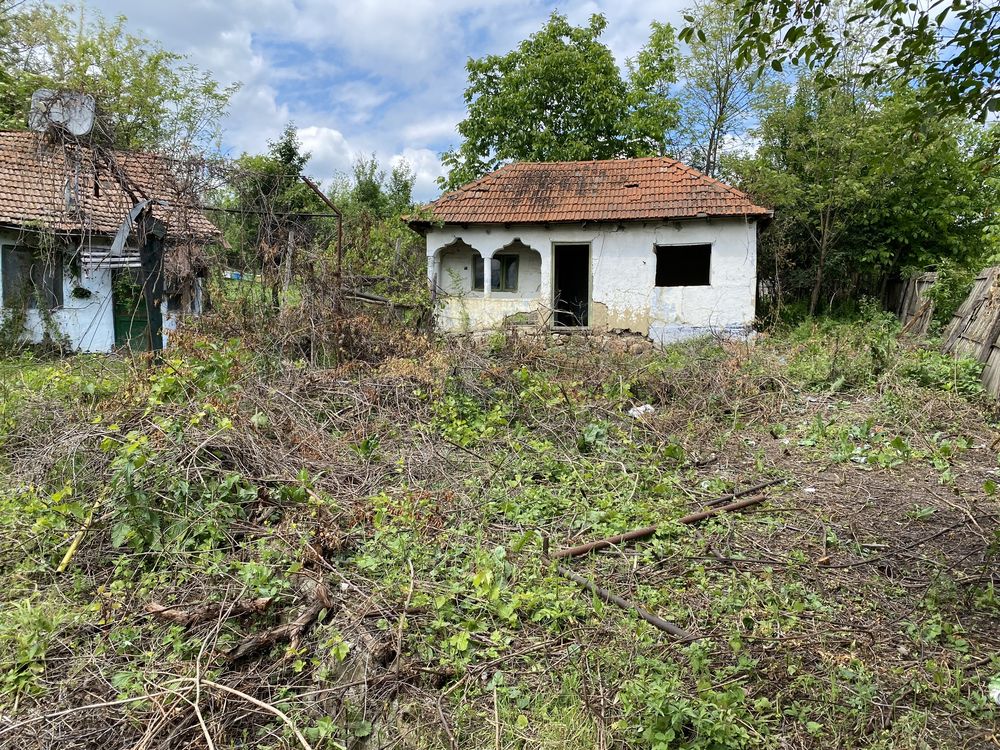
[112,270,150,351]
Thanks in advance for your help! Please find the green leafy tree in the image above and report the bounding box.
[329,155,425,303]
[625,21,682,157]
[440,13,680,190]
[676,0,766,176]
[0,2,23,126]
[732,75,991,315]
[2,2,235,150]
[686,0,1000,122]
[223,124,330,307]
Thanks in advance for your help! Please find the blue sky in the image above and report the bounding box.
[86,0,689,200]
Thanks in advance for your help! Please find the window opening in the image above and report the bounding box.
[472,254,519,292]
[654,244,711,287]
[1,245,63,308]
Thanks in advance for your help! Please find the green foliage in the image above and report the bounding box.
[676,0,766,176]
[440,12,681,189]
[924,260,978,331]
[900,350,984,398]
[785,305,900,389]
[431,385,510,447]
[733,75,993,315]
[1,2,235,149]
[1,323,997,746]
[619,655,759,749]
[0,597,85,704]
[698,0,1000,122]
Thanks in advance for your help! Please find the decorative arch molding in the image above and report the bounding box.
[489,238,540,258]
[435,237,481,260]
[434,238,484,296]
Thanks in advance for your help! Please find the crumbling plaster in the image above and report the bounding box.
[0,230,195,353]
[0,230,116,352]
[426,218,758,342]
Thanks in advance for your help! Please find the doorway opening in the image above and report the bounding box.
[553,243,590,327]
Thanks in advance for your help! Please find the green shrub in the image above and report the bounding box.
[786,303,900,389]
[926,260,977,332]
[901,350,984,397]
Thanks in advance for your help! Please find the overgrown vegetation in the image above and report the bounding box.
[1,314,997,748]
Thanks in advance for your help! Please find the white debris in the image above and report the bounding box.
[803,487,817,494]
[989,678,1000,706]
[628,404,655,418]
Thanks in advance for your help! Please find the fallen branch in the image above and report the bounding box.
[557,565,693,640]
[146,597,274,627]
[552,495,767,559]
[227,578,332,662]
[56,488,110,573]
[343,290,415,309]
[703,478,785,508]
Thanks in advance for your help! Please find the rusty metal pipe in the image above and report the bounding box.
[300,175,344,311]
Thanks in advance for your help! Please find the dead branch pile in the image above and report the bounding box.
[0,326,998,749]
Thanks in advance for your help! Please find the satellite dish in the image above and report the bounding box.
[29,89,96,137]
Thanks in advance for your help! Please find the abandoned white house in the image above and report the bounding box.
[409,158,772,342]
[0,130,218,352]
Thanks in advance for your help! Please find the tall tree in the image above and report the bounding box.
[676,0,764,176]
[732,75,991,315]
[0,2,22,127]
[225,124,328,307]
[686,0,1000,122]
[3,2,235,150]
[625,21,682,157]
[440,13,680,190]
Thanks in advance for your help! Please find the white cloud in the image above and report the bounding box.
[402,113,463,145]
[83,0,691,199]
[297,125,355,182]
[392,148,446,199]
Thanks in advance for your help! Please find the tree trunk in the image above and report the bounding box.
[809,258,824,317]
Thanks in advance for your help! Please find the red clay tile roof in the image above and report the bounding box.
[420,157,772,226]
[0,129,218,241]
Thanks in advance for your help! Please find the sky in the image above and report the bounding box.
[84,0,688,200]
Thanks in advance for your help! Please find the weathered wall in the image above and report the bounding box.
[0,231,116,352]
[943,266,1000,397]
[896,272,937,336]
[426,218,757,342]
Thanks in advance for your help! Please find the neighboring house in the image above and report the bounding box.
[409,158,772,342]
[0,130,218,352]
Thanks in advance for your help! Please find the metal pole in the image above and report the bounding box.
[300,175,344,312]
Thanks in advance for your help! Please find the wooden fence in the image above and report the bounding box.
[942,265,1000,397]
[896,272,937,336]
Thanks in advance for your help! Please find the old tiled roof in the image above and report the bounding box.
[419,157,772,226]
[0,129,219,241]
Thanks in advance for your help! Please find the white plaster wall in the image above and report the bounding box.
[0,232,116,352]
[431,239,544,330]
[426,219,757,341]
[438,243,480,294]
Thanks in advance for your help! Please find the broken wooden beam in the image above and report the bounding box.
[557,565,693,640]
[551,495,766,559]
